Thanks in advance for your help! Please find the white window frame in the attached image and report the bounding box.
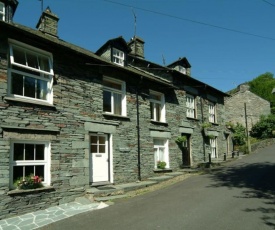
[186,94,196,118]
[112,48,125,66]
[8,39,54,104]
[210,138,217,158]
[150,90,166,122]
[0,2,5,21]
[153,138,169,169]
[10,140,51,189]
[178,66,186,74]
[103,76,127,116]
[209,102,216,123]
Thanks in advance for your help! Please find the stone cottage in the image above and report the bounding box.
[0,1,232,219]
[225,84,271,131]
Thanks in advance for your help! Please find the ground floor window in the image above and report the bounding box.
[10,141,50,188]
[153,138,169,169]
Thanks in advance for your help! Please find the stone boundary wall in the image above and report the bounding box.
[251,138,275,153]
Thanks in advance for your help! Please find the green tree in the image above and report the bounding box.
[250,114,275,139]
[249,72,275,113]
[231,123,246,146]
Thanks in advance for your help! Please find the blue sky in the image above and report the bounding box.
[13,0,275,92]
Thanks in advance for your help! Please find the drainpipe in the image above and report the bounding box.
[200,87,206,162]
[136,87,141,181]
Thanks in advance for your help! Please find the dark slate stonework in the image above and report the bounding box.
[225,84,271,131]
[0,17,232,219]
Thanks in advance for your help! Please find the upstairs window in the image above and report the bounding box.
[209,102,216,123]
[0,2,5,21]
[150,91,165,122]
[103,77,126,116]
[210,137,217,158]
[8,40,54,104]
[112,48,124,66]
[178,66,186,74]
[186,94,196,118]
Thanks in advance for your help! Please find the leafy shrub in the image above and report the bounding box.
[231,123,246,146]
[250,114,275,139]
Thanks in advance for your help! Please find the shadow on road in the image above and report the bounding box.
[209,162,275,228]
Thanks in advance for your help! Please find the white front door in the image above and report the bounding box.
[90,134,109,183]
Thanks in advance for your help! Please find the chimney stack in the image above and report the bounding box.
[36,6,59,37]
[128,36,145,59]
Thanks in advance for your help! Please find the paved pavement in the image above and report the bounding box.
[0,198,108,230]
[0,158,234,230]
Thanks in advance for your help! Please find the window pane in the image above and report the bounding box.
[37,79,47,100]
[151,94,161,101]
[91,145,97,153]
[103,90,112,112]
[90,136,97,144]
[26,52,38,69]
[13,166,23,182]
[99,145,105,153]
[25,165,34,177]
[35,165,44,179]
[114,93,122,115]
[159,147,165,161]
[156,104,161,121]
[36,144,45,160]
[0,3,4,12]
[25,144,34,160]
[14,143,24,160]
[13,47,26,65]
[11,72,23,96]
[39,56,50,72]
[99,136,105,144]
[24,76,35,98]
[103,80,121,90]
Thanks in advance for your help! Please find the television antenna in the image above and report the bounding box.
[38,0,44,13]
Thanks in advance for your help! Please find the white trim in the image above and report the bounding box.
[8,39,54,104]
[186,94,196,118]
[112,48,125,66]
[150,90,166,122]
[0,2,5,21]
[153,138,169,168]
[208,102,216,123]
[9,140,51,188]
[103,76,127,116]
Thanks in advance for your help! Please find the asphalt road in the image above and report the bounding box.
[42,144,275,230]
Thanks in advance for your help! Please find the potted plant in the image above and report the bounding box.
[14,174,43,190]
[157,161,166,169]
[175,136,187,149]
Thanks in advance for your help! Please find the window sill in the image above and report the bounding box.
[186,117,199,121]
[4,97,56,109]
[103,113,130,120]
[150,120,168,126]
[210,122,219,126]
[154,168,172,173]
[8,186,55,195]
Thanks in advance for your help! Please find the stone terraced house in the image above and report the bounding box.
[225,84,271,131]
[0,1,232,219]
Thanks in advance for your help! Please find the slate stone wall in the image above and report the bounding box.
[225,85,271,131]
[0,28,231,219]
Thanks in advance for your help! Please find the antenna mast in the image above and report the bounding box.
[132,9,137,55]
[39,0,44,13]
[132,9,137,37]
